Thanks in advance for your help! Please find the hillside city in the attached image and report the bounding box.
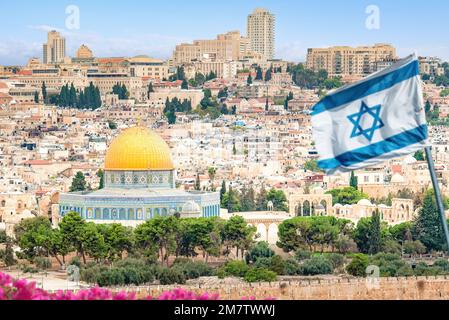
[1,7,449,299]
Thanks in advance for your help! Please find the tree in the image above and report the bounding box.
[245,241,274,264]
[194,173,201,191]
[81,223,107,262]
[166,110,176,124]
[389,222,413,242]
[221,215,256,259]
[96,223,134,261]
[70,172,87,192]
[41,82,47,102]
[34,91,39,103]
[207,167,217,185]
[368,210,382,254]
[220,180,226,206]
[413,150,425,161]
[247,74,253,85]
[222,187,241,213]
[264,67,272,82]
[277,217,313,252]
[59,212,87,264]
[108,120,117,130]
[304,160,323,173]
[112,83,129,100]
[240,186,256,212]
[97,169,104,190]
[134,216,179,266]
[266,188,288,212]
[346,254,369,277]
[256,186,268,211]
[255,66,263,81]
[194,72,206,85]
[181,79,189,90]
[0,234,16,267]
[147,82,154,99]
[349,171,358,190]
[413,189,446,251]
[14,217,70,267]
[326,187,369,205]
[353,211,383,254]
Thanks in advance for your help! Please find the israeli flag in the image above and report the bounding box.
[312,54,428,174]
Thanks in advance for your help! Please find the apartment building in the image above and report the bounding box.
[172,31,251,66]
[43,31,66,64]
[247,8,276,60]
[306,44,397,77]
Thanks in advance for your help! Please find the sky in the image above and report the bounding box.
[0,0,448,65]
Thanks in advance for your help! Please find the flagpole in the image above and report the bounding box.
[424,146,449,252]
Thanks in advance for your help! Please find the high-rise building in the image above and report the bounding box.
[306,44,397,77]
[43,31,66,64]
[247,8,275,60]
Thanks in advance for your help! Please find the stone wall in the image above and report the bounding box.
[108,276,449,300]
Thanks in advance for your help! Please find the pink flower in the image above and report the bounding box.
[0,272,271,300]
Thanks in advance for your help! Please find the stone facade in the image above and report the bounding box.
[98,276,449,300]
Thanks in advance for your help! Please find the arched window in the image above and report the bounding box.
[94,208,101,219]
[303,201,311,216]
[119,208,126,220]
[103,208,110,220]
[320,200,327,214]
[128,208,135,220]
[1,200,5,207]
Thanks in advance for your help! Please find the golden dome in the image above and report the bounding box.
[105,127,174,171]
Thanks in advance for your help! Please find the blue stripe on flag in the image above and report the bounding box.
[317,124,428,170]
[311,60,419,116]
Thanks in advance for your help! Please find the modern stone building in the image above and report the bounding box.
[43,31,66,64]
[247,8,276,60]
[172,31,251,66]
[76,45,93,59]
[306,44,396,77]
[58,126,221,226]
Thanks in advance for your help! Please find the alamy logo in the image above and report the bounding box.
[365,5,380,30]
[65,5,80,30]
[366,265,380,290]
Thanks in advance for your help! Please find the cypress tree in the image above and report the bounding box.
[181,79,189,90]
[220,180,226,202]
[42,82,47,102]
[264,67,272,82]
[195,173,201,191]
[368,210,382,254]
[255,66,263,80]
[69,83,77,107]
[350,171,358,190]
[413,189,446,251]
[247,74,253,85]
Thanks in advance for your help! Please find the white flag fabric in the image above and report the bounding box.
[311,54,428,174]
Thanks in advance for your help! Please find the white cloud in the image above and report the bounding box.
[276,41,308,63]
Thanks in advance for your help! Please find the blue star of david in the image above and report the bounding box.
[347,102,384,142]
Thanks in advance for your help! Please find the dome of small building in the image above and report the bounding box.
[181,201,201,214]
[357,199,373,206]
[105,126,174,171]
